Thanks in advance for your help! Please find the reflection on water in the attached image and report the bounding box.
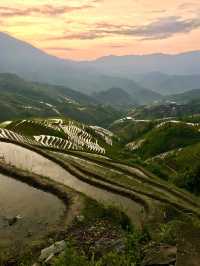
[0,142,142,226]
[0,173,66,253]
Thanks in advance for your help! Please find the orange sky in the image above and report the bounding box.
[0,0,200,60]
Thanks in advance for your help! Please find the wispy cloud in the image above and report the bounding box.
[107,44,128,48]
[47,15,200,41]
[120,16,200,40]
[48,32,105,40]
[45,47,77,51]
[0,4,93,18]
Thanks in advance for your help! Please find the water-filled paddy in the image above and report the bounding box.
[0,141,143,226]
[0,173,66,256]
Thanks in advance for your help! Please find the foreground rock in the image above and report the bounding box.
[39,240,66,263]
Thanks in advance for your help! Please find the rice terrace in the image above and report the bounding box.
[1,0,200,265]
[0,116,199,265]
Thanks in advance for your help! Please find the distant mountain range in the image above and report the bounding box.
[1,32,200,99]
[93,86,161,106]
[87,51,200,76]
[166,89,200,104]
[133,72,200,95]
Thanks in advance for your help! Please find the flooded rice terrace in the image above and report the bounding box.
[0,173,66,256]
[0,141,142,226]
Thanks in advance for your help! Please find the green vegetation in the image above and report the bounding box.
[1,112,200,265]
[52,231,143,266]
[51,199,144,266]
[0,74,123,127]
[166,89,200,104]
[148,142,200,195]
[80,198,132,231]
[110,120,155,144]
[180,114,200,123]
[176,167,200,195]
[137,123,200,159]
[128,101,200,120]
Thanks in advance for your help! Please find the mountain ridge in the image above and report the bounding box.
[1,32,200,97]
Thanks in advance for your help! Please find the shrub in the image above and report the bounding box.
[174,167,200,195]
[52,242,90,266]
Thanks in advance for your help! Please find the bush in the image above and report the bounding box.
[156,222,179,245]
[52,242,90,266]
[146,163,169,181]
[174,167,200,195]
[52,228,145,266]
[82,199,132,231]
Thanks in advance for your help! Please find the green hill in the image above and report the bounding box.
[166,89,200,104]
[93,86,161,107]
[93,87,135,108]
[128,101,200,120]
[110,119,155,144]
[128,122,200,159]
[0,73,123,126]
[147,142,200,195]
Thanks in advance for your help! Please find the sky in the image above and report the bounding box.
[0,0,200,60]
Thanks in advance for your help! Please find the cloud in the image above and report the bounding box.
[48,32,105,40]
[45,47,77,51]
[119,16,200,40]
[149,9,166,14]
[108,44,127,48]
[0,4,92,17]
[50,15,200,41]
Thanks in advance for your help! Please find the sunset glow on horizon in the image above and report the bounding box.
[0,0,200,60]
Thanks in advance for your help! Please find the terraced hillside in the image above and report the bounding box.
[110,118,156,144]
[1,119,200,220]
[125,121,200,158]
[0,138,200,265]
[0,73,123,126]
[111,116,200,200]
[1,118,116,154]
[1,117,200,265]
[147,142,200,195]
